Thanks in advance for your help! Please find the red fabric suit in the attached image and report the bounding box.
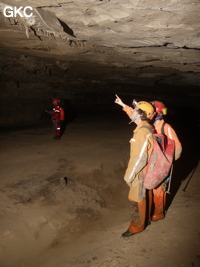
[51,105,65,137]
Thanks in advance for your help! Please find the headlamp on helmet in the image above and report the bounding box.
[132,99,138,106]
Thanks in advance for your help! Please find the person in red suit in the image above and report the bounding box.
[46,98,65,140]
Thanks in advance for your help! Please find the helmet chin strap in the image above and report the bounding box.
[131,113,139,121]
[129,115,139,124]
[155,115,163,121]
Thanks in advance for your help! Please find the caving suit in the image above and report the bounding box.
[51,105,65,137]
[124,120,154,234]
[151,119,182,221]
[123,105,134,119]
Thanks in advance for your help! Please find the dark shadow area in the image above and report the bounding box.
[164,105,200,211]
[60,99,77,137]
[58,19,76,37]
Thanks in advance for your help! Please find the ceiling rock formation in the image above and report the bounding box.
[0,0,200,126]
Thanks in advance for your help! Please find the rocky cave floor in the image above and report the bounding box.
[0,111,200,267]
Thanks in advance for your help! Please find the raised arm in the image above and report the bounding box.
[115,94,134,117]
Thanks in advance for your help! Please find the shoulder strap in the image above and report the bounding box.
[140,125,154,134]
[161,121,166,135]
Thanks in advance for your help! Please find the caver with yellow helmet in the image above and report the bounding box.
[114,94,155,237]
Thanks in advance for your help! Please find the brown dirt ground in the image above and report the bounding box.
[0,112,200,267]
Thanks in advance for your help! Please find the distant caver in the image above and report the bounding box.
[46,98,65,140]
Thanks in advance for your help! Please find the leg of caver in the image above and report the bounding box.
[147,189,153,225]
[128,179,147,234]
[56,124,61,137]
[53,120,61,139]
[128,199,146,233]
[55,120,60,137]
[152,185,166,221]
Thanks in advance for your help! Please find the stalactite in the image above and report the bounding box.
[25,26,30,38]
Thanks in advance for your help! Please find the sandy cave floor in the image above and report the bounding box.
[0,112,200,267]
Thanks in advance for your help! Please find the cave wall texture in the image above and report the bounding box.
[0,0,199,126]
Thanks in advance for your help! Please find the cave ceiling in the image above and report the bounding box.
[0,0,200,112]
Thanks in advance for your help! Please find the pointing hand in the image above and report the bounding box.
[114,94,125,107]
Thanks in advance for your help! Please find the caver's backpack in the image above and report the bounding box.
[141,123,175,190]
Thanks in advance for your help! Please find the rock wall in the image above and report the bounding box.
[0,0,199,126]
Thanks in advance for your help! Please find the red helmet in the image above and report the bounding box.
[53,98,60,103]
[151,101,167,116]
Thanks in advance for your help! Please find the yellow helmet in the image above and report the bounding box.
[136,101,155,119]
